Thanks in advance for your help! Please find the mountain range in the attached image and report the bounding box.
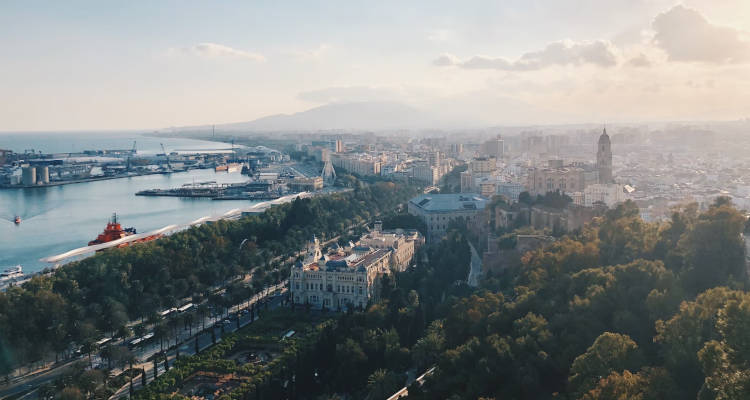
[179,101,471,133]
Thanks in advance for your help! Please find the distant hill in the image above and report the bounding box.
[184,101,462,132]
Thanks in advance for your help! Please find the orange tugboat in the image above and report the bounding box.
[88,213,162,248]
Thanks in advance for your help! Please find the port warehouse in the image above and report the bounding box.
[0,144,286,187]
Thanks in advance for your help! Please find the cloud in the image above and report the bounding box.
[652,5,750,63]
[434,39,618,71]
[627,53,652,67]
[433,53,461,66]
[179,43,266,62]
[288,44,332,60]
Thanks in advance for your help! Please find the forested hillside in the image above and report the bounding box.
[409,198,749,399]
[269,197,750,399]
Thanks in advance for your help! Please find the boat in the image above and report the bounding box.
[215,163,241,173]
[88,213,161,247]
[14,216,20,224]
[0,265,23,282]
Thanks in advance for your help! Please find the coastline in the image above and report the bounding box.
[0,170,175,189]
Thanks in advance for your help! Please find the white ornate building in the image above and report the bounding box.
[289,228,423,310]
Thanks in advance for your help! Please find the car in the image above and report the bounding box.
[223,319,232,325]
[241,309,249,315]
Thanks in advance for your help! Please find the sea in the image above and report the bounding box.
[0,131,259,274]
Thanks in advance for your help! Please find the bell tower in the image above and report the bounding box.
[597,128,613,184]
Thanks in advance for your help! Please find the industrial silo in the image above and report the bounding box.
[36,166,49,184]
[22,166,36,186]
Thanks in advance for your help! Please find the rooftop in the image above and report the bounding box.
[409,193,488,212]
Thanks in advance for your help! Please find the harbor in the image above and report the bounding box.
[0,166,255,274]
[0,131,336,275]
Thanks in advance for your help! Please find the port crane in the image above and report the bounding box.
[126,141,136,172]
[160,143,172,172]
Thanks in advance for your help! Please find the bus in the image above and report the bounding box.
[159,307,178,318]
[128,332,155,349]
[178,303,194,313]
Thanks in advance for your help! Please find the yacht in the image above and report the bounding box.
[0,266,23,282]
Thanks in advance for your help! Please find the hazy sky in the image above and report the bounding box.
[2,0,750,130]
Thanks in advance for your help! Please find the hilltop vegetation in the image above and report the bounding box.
[238,197,750,399]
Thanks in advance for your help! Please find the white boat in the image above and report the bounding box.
[0,265,23,281]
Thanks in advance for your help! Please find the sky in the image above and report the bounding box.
[1,0,750,130]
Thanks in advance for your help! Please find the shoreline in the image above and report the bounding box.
[0,170,175,189]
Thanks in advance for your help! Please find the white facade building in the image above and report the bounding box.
[289,228,423,310]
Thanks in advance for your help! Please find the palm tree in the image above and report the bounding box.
[367,368,399,400]
[80,340,97,369]
[197,304,209,331]
[154,323,168,352]
[184,311,195,336]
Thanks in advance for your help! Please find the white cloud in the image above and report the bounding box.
[288,44,332,60]
[652,5,750,63]
[434,39,618,71]
[627,53,652,67]
[433,53,462,66]
[179,43,266,62]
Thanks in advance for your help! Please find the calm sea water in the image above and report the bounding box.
[0,132,257,273]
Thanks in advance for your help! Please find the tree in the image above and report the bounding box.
[569,332,644,396]
[581,367,676,400]
[80,340,98,369]
[335,339,368,392]
[59,386,84,400]
[696,294,750,398]
[77,369,104,398]
[655,287,745,397]
[154,323,168,352]
[679,199,747,295]
[367,369,401,400]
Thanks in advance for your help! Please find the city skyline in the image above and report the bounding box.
[3,0,750,130]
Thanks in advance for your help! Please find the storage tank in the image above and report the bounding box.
[36,166,49,184]
[21,166,36,186]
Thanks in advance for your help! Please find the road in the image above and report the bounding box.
[0,285,286,400]
[467,242,482,287]
[109,294,286,399]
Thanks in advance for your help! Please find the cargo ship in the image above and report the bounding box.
[215,163,242,173]
[88,213,161,247]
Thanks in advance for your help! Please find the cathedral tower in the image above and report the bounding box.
[597,128,613,184]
